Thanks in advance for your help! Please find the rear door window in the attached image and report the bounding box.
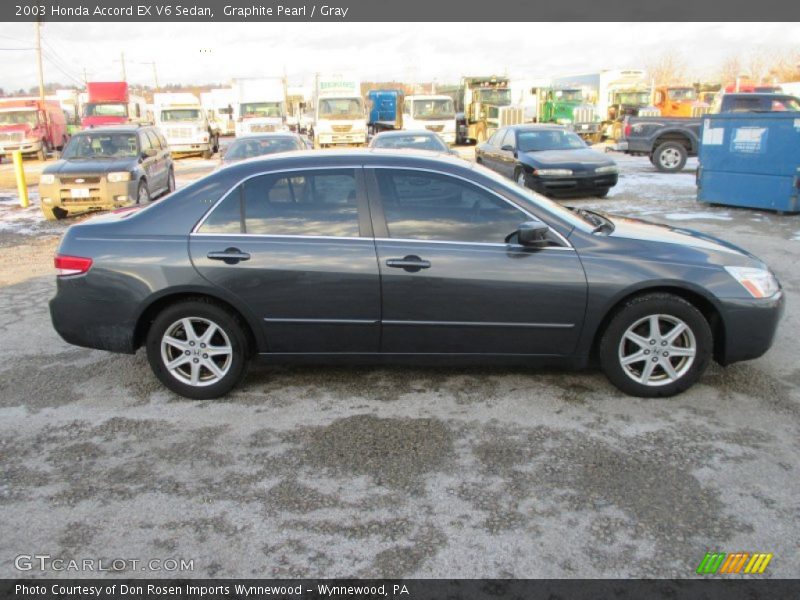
[199,169,362,238]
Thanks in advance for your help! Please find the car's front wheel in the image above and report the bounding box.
[136,180,150,204]
[146,300,250,399]
[514,167,528,188]
[599,293,712,397]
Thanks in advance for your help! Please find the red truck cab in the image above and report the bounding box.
[0,98,68,160]
[81,82,146,128]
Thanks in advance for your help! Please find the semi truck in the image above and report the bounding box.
[367,89,404,134]
[154,92,218,159]
[444,76,520,144]
[81,82,148,128]
[0,97,68,161]
[311,75,368,149]
[401,94,457,144]
[509,79,551,123]
[200,88,236,136]
[652,86,710,118]
[232,77,287,137]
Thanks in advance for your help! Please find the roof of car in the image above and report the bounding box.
[233,132,302,139]
[371,130,440,137]
[505,123,567,131]
[77,124,151,134]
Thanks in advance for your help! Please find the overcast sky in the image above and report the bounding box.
[1,22,798,91]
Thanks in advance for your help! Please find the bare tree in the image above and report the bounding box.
[645,51,688,86]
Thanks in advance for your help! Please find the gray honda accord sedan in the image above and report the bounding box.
[50,150,784,399]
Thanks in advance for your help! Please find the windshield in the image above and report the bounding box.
[553,90,583,103]
[83,103,128,118]
[614,91,650,105]
[517,129,586,152]
[476,89,512,106]
[318,97,364,119]
[225,136,302,160]
[372,134,448,152]
[161,109,202,122]
[667,88,697,101]
[0,110,38,126]
[62,133,138,159]
[240,102,283,118]
[412,99,455,120]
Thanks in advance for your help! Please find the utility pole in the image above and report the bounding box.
[120,51,127,81]
[34,20,45,104]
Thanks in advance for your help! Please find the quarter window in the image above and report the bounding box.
[145,130,162,150]
[199,169,360,237]
[375,170,527,243]
[501,129,516,149]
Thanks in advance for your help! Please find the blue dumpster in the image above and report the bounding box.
[697,112,800,213]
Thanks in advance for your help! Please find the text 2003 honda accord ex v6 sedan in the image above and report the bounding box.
[50,151,784,399]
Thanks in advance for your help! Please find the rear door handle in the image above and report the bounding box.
[207,247,251,264]
[385,255,431,272]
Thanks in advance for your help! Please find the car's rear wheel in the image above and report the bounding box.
[146,300,250,399]
[653,141,688,173]
[599,293,712,397]
[166,169,176,194]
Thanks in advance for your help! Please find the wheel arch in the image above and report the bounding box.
[652,130,696,153]
[589,284,725,364]
[132,288,263,355]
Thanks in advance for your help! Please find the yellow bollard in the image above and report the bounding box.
[12,150,29,208]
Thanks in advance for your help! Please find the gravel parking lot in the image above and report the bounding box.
[0,149,798,578]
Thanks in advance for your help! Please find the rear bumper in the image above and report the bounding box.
[717,292,785,365]
[318,133,367,145]
[49,276,138,354]
[169,143,212,153]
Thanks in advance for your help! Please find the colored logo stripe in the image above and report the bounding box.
[697,553,726,574]
[744,553,773,574]
[697,552,773,574]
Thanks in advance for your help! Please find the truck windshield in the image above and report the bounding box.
[476,89,511,106]
[553,90,583,102]
[83,103,128,117]
[412,99,455,120]
[667,88,697,101]
[318,98,363,119]
[518,129,586,152]
[615,92,650,105]
[0,110,38,126]
[62,133,138,159]
[240,102,283,118]
[161,109,202,122]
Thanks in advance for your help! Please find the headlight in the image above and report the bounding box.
[724,266,780,298]
[535,168,573,176]
[40,174,56,185]
[107,172,131,183]
[595,165,618,174]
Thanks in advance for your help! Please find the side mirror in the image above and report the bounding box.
[142,148,157,158]
[584,140,593,146]
[501,144,515,152]
[514,220,551,247]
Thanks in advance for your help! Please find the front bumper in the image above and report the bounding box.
[1,140,43,154]
[717,291,785,365]
[318,132,367,146]
[531,173,618,195]
[571,123,601,135]
[169,142,212,153]
[39,178,138,217]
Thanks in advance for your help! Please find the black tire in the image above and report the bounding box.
[166,169,176,195]
[599,293,712,398]
[136,180,150,205]
[595,187,610,198]
[514,167,528,189]
[145,299,250,400]
[653,141,688,173]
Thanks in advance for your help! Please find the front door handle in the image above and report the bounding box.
[385,255,431,272]
[207,247,251,264]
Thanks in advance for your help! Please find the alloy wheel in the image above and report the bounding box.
[160,317,233,387]
[617,314,696,387]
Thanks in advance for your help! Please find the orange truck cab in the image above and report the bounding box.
[653,86,710,118]
[0,97,68,161]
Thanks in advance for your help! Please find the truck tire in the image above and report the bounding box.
[653,141,688,173]
[37,146,46,161]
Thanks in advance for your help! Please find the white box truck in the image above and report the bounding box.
[312,75,368,149]
[400,95,457,144]
[232,77,287,136]
[154,92,218,158]
[200,88,236,137]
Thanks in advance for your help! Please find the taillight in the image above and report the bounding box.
[54,255,93,277]
[623,122,631,138]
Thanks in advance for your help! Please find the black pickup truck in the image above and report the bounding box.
[615,93,800,173]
